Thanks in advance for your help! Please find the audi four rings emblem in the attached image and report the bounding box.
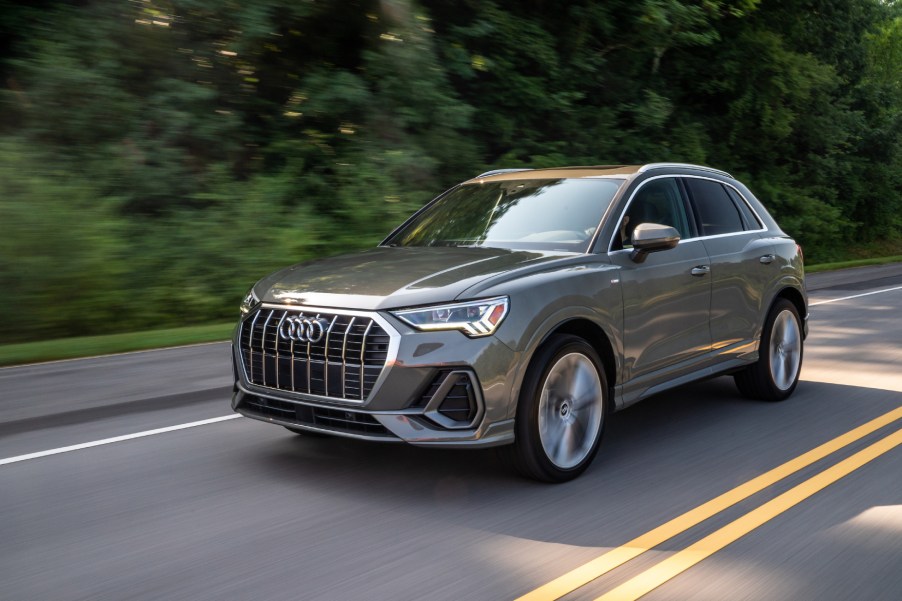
[279,316,329,343]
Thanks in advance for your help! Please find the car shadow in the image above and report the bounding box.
[240,376,901,547]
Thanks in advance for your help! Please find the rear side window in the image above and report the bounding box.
[685,178,744,236]
[725,186,763,230]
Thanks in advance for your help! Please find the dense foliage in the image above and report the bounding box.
[1,0,900,341]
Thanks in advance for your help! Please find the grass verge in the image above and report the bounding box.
[806,255,902,273]
[0,322,234,367]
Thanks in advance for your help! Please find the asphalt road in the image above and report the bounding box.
[2,265,901,601]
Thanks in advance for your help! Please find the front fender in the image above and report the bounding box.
[467,261,624,419]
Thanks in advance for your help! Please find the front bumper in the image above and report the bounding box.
[232,305,519,448]
[232,387,514,448]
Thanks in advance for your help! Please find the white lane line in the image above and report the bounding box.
[0,414,243,467]
[810,285,902,306]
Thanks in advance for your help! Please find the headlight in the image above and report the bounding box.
[239,287,260,315]
[391,297,509,337]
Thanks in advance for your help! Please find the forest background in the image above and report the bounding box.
[1,0,900,343]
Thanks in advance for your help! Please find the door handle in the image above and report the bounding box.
[690,265,710,276]
[759,254,776,264]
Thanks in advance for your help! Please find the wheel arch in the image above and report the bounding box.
[509,317,619,418]
[773,285,807,339]
[548,319,617,396]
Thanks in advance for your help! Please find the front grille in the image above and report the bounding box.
[240,394,394,438]
[239,308,391,401]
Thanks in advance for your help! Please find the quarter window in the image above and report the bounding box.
[685,178,745,236]
[725,186,763,230]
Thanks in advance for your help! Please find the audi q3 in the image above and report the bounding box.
[232,163,807,482]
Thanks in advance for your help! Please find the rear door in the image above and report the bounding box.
[683,177,775,359]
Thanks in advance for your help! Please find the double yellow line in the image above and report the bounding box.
[518,405,902,601]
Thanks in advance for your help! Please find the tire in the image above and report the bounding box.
[506,334,609,483]
[284,426,330,438]
[734,298,803,401]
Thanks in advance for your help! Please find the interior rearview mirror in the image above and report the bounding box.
[630,223,680,263]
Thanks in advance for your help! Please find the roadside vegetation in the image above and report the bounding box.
[1,0,901,344]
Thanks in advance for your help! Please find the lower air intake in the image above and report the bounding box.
[239,393,395,438]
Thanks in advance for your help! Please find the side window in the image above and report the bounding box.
[685,178,744,236]
[725,186,763,230]
[613,178,691,250]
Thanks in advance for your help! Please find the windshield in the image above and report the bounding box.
[384,178,624,252]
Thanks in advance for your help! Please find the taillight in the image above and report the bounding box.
[797,244,804,264]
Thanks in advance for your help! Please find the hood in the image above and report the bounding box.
[256,246,577,310]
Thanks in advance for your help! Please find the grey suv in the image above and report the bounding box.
[232,163,807,482]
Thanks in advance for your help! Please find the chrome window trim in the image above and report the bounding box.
[605,173,767,253]
[722,182,765,230]
[237,303,401,406]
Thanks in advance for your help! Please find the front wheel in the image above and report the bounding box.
[734,298,803,401]
[507,334,609,483]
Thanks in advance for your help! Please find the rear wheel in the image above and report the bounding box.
[734,298,803,401]
[507,334,608,482]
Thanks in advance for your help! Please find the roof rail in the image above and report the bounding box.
[638,163,732,178]
[474,168,531,178]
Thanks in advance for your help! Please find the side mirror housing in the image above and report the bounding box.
[630,223,680,263]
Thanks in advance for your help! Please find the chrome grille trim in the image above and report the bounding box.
[260,310,274,385]
[237,304,399,405]
[247,310,261,382]
[323,314,338,397]
[341,316,355,397]
[359,320,373,398]
[305,329,312,395]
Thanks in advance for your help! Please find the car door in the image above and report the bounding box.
[607,176,712,398]
[682,177,775,359]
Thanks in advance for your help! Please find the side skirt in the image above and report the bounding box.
[614,352,757,411]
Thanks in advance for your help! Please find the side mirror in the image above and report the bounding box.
[630,223,680,263]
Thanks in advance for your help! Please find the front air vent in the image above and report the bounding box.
[412,370,451,409]
[436,375,477,423]
[418,370,482,429]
